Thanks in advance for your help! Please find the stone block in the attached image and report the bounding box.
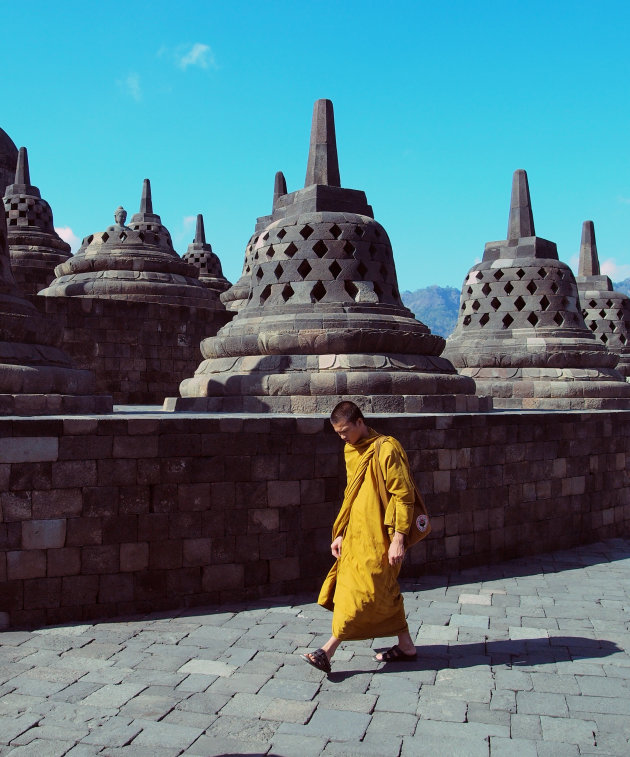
[81,544,119,574]
[61,575,99,606]
[98,573,134,603]
[120,541,149,572]
[66,517,102,546]
[202,563,244,591]
[47,547,81,577]
[1,491,32,520]
[32,488,82,518]
[248,508,280,533]
[23,576,62,609]
[22,519,66,549]
[52,460,97,488]
[269,556,300,582]
[267,480,300,507]
[183,538,212,567]
[0,437,58,463]
[149,540,183,570]
[7,549,46,580]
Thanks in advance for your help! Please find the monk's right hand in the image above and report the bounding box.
[331,536,342,559]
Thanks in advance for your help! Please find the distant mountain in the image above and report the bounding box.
[614,278,630,296]
[401,285,461,338]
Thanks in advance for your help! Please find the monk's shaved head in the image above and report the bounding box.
[330,401,365,425]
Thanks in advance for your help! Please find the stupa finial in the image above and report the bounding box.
[15,146,30,186]
[273,171,287,203]
[578,220,600,277]
[140,178,153,214]
[194,214,206,245]
[304,99,340,188]
[507,169,535,240]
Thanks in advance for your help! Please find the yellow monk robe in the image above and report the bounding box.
[317,429,415,641]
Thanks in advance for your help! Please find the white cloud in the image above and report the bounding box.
[55,226,81,254]
[173,215,198,246]
[177,43,216,70]
[600,258,630,281]
[118,72,142,101]
[617,196,630,205]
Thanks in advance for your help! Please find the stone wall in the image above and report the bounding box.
[1,411,629,628]
[31,298,232,404]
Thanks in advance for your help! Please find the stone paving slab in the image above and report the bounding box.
[0,538,629,756]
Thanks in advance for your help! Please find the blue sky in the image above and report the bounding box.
[2,0,630,290]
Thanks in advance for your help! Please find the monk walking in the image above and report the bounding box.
[302,401,420,673]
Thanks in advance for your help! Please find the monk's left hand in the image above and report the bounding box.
[388,532,406,566]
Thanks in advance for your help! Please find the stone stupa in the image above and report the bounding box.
[166,99,487,413]
[444,170,630,408]
[182,214,231,296]
[3,147,71,296]
[0,126,18,197]
[0,199,112,415]
[575,220,630,378]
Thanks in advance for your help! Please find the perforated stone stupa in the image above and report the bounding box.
[3,147,71,296]
[576,220,630,378]
[444,170,630,408]
[0,201,112,415]
[182,214,231,296]
[40,180,221,309]
[0,127,18,197]
[166,99,487,413]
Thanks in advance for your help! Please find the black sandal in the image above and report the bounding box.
[301,648,331,673]
[374,644,417,662]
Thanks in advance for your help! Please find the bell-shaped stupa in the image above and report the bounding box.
[220,171,285,313]
[444,170,630,408]
[3,147,71,296]
[576,220,630,378]
[182,214,231,296]
[0,127,18,196]
[0,201,111,414]
[40,180,221,308]
[166,99,487,413]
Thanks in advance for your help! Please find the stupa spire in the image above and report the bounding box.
[194,214,206,245]
[15,146,30,185]
[578,220,600,276]
[507,169,535,240]
[140,178,153,214]
[304,99,340,187]
[273,171,287,203]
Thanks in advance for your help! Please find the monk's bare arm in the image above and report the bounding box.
[388,532,405,565]
[331,535,343,558]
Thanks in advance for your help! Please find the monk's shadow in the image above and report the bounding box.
[326,636,623,682]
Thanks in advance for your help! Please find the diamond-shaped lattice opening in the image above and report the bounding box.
[502,313,514,329]
[255,267,264,280]
[588,321,597,331]
[343,241,355,255]
[281,284,294,302]
[253,252,259,261]
[561,297,569,307]
[245,266,251,274]
[599,309,606,318]
[475,271,483,280]
[330,224,342,239]
[266,244,275,259]
[514,296,526,311]
[551,282,559,293]
[537,268,547,278]
[528,312,539,326]
[490,297,501,310]
[589,299,597,307]
[620,334,627,345]
[493,269,504,280]
[354,225,364,237]
[540,295,550,311]
[379,263,388,279]
[277,228,287,240]
[300,225,314,240]
[274,263,283,280]
[374,282,383,298]
[526,281,537,294]
[601,333,608,344]
[607,299,613,308]
[516,269,525,279]
[119,232,127,242]
[260,284,272,304]
[463,315,472,326]
[618,310,624,319]
[481,283,492,296]
[467,286,473,295]
[369,243,378,258]
[285,242,298,257]
[479,313,490,326]
[557,269,565,279]
[504,282,514,294]
[610,322,617,331]
[374,227,381,237]
[472,300,480,311]
[357,261,368,279]
[261,232,269,242]
[329,260,342,279]
[461,302,467,311]
[311,281,326,302]
[344,281,358,300]
[101,232,109,243]
[297,260,312,279]
[313,240,328,258]
[553,312,564,326]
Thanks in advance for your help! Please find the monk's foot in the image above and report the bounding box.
[374,644,417,662]
[301,648,331,673]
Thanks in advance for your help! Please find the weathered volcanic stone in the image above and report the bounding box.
[0,196,112,415]
[576,220,630,378]
[3,147,71,296]
[39,180,222,309]
[182,214,231,297]
[0,127,18,197]
[444,170,630,409]
[166,99,488,413]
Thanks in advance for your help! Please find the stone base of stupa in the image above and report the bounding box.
[0,392,112,415]
[459,366,630,409]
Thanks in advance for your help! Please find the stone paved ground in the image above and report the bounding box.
[1,539,629,757]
